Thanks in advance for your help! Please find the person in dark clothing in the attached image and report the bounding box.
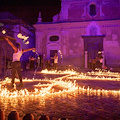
[29,56,36,70]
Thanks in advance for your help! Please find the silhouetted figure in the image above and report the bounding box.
[29,56,36,70]
[47,59,51,70]
[51,53,58,70]
[39,115,50,120]
[58,118,68,120]
[8,111,19,120]
[23,113,34,120]
[89,59,92,69]
[41,59,44,70]
[95,57,100,68]
[99,56,103,69]
[92,59,96,70]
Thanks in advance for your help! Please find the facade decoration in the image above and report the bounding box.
[34,0,120,69]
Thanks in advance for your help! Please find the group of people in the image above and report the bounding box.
[4,36,59,88]
[25,56,36,70]
[42,53,58,70]
[40,53,59,70]
[26,53,58,71]
[88,56,104,70]
[4,36,108,89]
[4,36,107,89]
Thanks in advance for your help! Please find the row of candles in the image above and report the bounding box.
[0,69,120,98]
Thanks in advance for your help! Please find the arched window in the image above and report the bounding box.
[89,4,96,16]
[49,35,59,41]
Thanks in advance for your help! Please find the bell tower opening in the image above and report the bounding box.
[89,4,96,16]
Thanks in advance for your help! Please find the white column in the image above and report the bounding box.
[36,32,42,54]
[85,51,88,68]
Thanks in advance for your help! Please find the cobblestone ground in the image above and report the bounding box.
[0,70,120,120]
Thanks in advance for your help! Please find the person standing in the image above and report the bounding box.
[29,56,36,70]
[51,53,58,70]
[99,56,103,69]
[5,37,36,88]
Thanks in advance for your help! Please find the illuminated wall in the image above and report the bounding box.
[34,0,120,68]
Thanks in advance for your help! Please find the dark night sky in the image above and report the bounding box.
[0,0,61,25]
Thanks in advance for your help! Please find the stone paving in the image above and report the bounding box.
[0,69,120,120]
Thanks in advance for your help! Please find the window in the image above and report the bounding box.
[49,35,59,41]
[89,4,96,16]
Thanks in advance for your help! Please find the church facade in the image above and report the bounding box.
[33,0,120,69]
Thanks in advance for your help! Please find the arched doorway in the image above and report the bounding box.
[82,35,105,68]
[46,43,61,65]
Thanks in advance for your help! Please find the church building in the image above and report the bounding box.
[33,0,120,69]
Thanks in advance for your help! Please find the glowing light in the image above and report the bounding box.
[58,50,62,58]
[2,30,6,34]
[17,33,22,38]
[40,69,78,75]
[0,77,78,98]
[17,33,29,41]
[0,69,120,112]
[98,51,102,54]
[25,41,29,45]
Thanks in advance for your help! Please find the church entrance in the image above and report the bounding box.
[82,35,105,69]
[87,42,99,59]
